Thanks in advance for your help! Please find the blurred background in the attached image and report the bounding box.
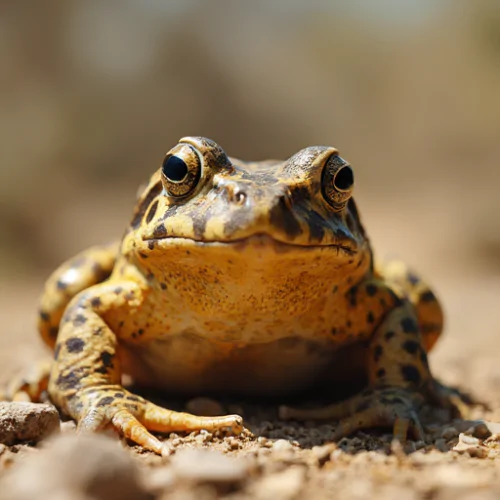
[1,0,500,402]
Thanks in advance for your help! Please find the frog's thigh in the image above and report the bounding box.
[280,301,430,440]
[376,259,443,352]
[49,282,242,455]
[38,242,119,349]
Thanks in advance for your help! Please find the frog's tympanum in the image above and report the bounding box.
[6,137,460,454]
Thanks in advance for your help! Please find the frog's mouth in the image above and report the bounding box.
[141,233,358,256]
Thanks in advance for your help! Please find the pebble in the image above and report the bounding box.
[0,433,149,500]
[272,439,294,452]
[170,448,249,485]
[0,402,60,446]
[440,426,459,440]
[452,433,489,458]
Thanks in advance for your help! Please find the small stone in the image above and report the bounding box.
[185,397,225,417]
[440,426,458,440]
[170,448,248,485]
[311,443,337,464]
[471,422,492,439]
[434,438,449,452]
[453,433,489,458]
[0,402,60,446]
[272,439,294,452]
[257,436,268,445]
[0,433,149,500]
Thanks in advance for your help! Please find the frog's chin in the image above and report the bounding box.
[140,233,358,256]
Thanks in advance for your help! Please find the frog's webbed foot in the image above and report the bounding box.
[279,387,425,441]
[76,386,243,455]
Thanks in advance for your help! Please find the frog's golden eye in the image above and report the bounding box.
[322,154,354,208]
[161,144,201,197]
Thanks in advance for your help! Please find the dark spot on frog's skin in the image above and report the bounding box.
[114,392,124,398]
[126,395,142,402]
[146,200,159,224]
[97,396,115,407]
[40,311,50,322]
[138,329,144,336]
[193,214,208,240]
[54,344,61,360]
[56,280,68,291]
[420,350,428,365]
[346,286,358,307]
[119,321,124,328]
[73,314,87,326]
[130,180,162,229]
[365,284,377,296]
[114,287,123,295]
[402,340,419,355]
[148,240,155,250]
[332,285,338,294]
[384,331,395,341]
[66,337,85,353]
[90,297,102,308]
[401,317,418,334]
[346,320,352,328]
[153,223,167,239]
[373,345,383,362]
[421,290,436,302]
[367,311,375,324]
[305,210,325,241]
[93,327,103,336]
[401,364,421,385]
[146,272,154,281]
[160,283,167,290]
[407,272,419,286]
[125,291,135,301]
[49,326,58,338]
[56,369,83,390]
[331,327,337,335]
[379,298,387,307]
[139,252,148,259]
[376,368,386,378]
[100,351,114,369]
[269,197,302,238]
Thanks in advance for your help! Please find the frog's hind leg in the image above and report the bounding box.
[280,300,442,442]
[375,259,443,353]
[38,242,119,349]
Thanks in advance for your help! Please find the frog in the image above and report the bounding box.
[4,137,461,455]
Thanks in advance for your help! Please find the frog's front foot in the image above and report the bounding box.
[75,386,244,455]
[279,387,426,442]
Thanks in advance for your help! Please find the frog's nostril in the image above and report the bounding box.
[233,191,247,204]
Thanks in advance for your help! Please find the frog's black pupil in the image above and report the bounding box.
[334,166,354,191]
[163,156,188,182]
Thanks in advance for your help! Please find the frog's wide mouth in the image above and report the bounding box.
[141,233,358,255]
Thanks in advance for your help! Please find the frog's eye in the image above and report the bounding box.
[161,144,201,197]
[321,154,354,209]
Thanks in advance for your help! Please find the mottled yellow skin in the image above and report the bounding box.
[6,137,459,454]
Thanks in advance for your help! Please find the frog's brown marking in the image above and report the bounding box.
[3,136,465,454]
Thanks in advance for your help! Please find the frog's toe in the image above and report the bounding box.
[280,388,425,442]
[75,387,244,454]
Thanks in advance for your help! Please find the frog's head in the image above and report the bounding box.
[124,137,372,290]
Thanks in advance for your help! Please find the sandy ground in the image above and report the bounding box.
[1,199,500,499]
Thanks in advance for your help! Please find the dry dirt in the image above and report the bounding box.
[1,202,500,499]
